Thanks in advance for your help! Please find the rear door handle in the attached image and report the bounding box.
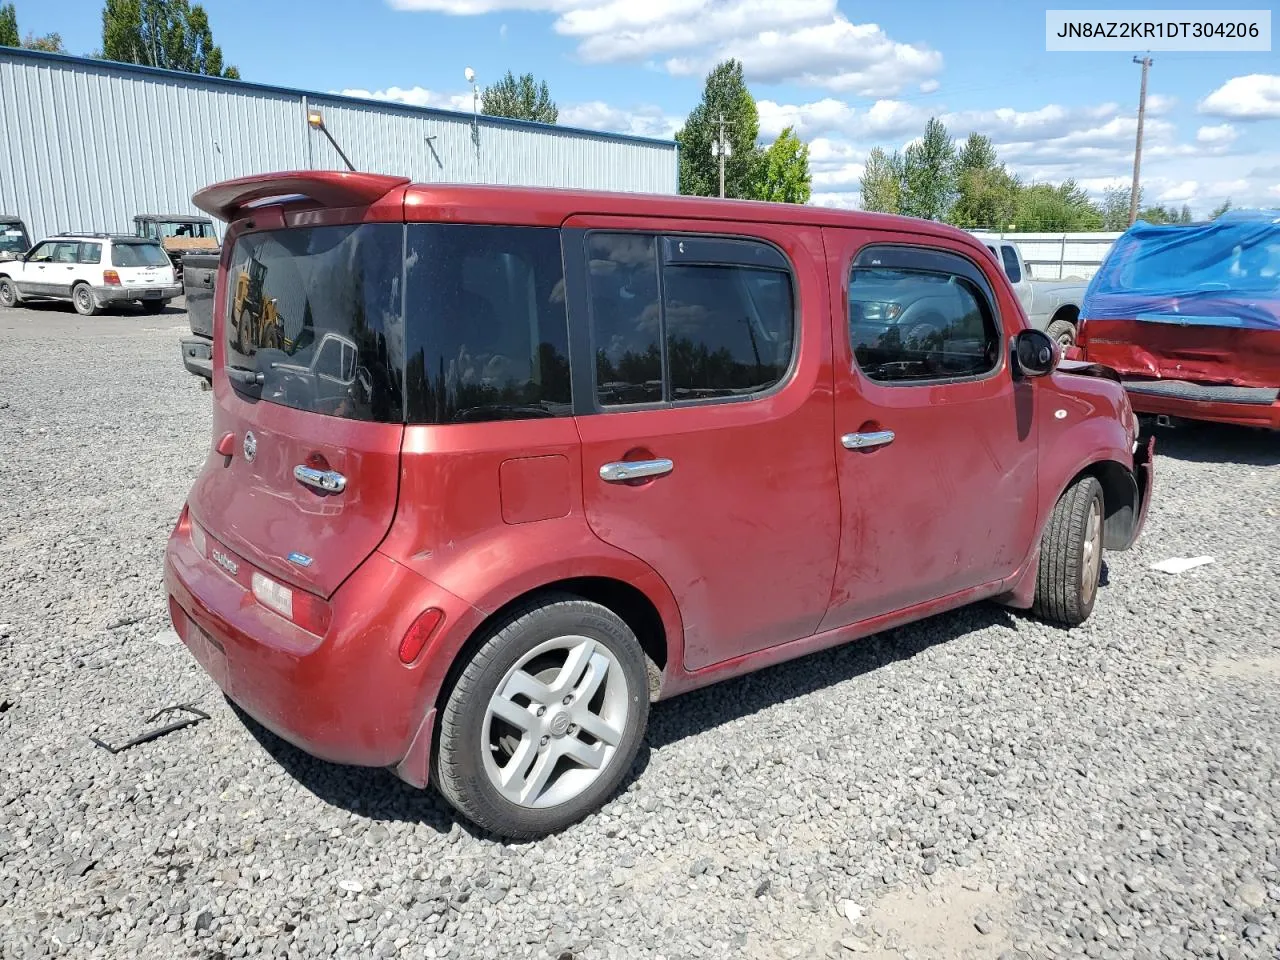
[599,458,674,482]
[841,430,895,450]
[293,465,347,493]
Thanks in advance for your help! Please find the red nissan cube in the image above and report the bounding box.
[165,171,1154,839]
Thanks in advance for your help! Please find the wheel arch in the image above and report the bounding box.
[1074,458,1141,551]
[1050,303,1080,325]
[430,574,676,718]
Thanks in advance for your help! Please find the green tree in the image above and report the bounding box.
[102,0,239,79]
[900,118,957,221]
[859,147,903,214]
[1101,184,1135,231]
[753,126,811,204]
[676,59,762,199]
[24,31,64,51]
[1210,199,1232,219]
[1013,179,1103,231]
[950,134,1020,229]
[1,4,20,46]
[480,70,558,124]
[1137,203,1194,225]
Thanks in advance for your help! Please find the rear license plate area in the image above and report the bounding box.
[186,621,232,693]
[142,289,162,299]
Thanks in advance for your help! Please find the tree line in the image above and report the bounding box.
[2,14,1233,226]
[862,116,1231,231]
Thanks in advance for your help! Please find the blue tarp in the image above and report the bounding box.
[1082,210,1280,331]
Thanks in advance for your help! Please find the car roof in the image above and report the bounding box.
[135,214,213,222]
[1,215,24,224]
[192,171,985,250]
[48,232,142,240]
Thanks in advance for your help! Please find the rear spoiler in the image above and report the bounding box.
[192,171,411,223]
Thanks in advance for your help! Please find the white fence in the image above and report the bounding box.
[975,232,1122,281]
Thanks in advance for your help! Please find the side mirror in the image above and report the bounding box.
[1013,328,1058,378]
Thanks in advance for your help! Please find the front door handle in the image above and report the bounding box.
[293,465,347,493]
[841,430,895,450]
[599,458,674,482]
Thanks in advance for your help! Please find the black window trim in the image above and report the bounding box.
[575,227,802,415]
[847,242,1007,388]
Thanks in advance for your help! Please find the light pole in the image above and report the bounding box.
[710,113,732,198]
[465,67,480,148]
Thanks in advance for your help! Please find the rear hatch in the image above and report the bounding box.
[188,220,406,598]
[1078,314,1280,388]
[111,239,176,288]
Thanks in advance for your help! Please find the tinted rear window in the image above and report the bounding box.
[223,223,571,424]
[0,225,28,255]
[225,224,404,422]
[112,242,169,267]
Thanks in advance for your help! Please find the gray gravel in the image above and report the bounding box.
[1,301,1278,960]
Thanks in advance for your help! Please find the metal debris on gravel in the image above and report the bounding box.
[1,305,1278,960]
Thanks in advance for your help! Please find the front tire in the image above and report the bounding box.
[1033,475,1105,626]
[72,283,98,317]
[434,594,650,839]
[1046,317,1077,348]
[0,277,19,307]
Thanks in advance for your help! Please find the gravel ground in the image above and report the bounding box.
[1,302,1278,960]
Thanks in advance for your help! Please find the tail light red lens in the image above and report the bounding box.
[399,608,445,664]
[103,270,121,286]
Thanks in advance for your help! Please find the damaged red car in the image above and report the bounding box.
[164,171,1154,839]
[1074,210,1280,430]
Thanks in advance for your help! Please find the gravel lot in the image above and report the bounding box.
[1,301,1278,960]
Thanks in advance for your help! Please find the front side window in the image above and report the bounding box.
[112,242,169,267]
[849,256,1000,383]
[588,232,795,406]
[1000,245,1022,283]
[26,242,54,263]
[225,224,404,422]
[402,224,572,423]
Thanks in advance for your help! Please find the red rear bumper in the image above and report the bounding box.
[164,512,481,783]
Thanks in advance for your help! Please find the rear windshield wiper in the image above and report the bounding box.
[226,364,264,387]
[452,402,561,422]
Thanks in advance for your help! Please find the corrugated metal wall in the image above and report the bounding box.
[0,50,677,241]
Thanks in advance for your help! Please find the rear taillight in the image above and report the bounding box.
[399,608,445,664]
[250,570,332,636]
[103,270,121,286]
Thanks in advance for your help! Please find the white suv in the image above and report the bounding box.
[0,233,182,316]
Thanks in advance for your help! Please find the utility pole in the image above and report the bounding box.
[1128,55,1152,227]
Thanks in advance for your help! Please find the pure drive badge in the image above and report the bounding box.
[243,430,257,463]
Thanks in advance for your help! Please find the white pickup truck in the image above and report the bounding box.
[971,234,1087,346]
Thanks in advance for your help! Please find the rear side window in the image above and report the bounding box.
[112,242,169,267]
[78,243,102,264]
[849,248,1000,383]
[225,224,404,422]
[588,232,795,406]
[1000,245,1022,283]
[402,224,571,423]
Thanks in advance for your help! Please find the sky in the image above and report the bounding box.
[17,0,1280,215]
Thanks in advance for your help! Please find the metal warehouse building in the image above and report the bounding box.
[0,48,678,241]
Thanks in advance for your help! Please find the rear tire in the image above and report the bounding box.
[72,283,98,317]
[1033,475,1105,627]
[434,594,650,839]
[1046,317,1077,348]
[0,277,18,307]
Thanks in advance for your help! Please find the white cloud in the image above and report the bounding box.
[919,79,940,94]
[1199,74,1280,120]
[388,0,940,95]
[559,101,681,138]
[756,97,926,141]
[1196,123,1237,145]
[666,15,942,95]
[1145,94,1177,115]
[1157,180,1198,203]
[338,86,472,111]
